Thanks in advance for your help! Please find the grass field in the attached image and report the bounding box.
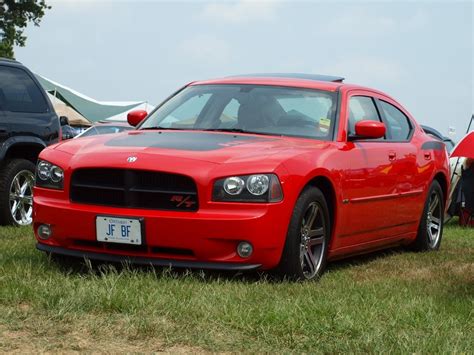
[0,223,473,353]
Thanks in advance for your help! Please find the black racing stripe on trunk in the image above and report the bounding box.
[105,131,273,151]
[421,141,445,151]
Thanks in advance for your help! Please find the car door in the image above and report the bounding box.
[339,92,401,246]
[0,66,10,144]
[377,98,424,233]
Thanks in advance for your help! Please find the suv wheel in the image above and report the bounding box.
[0,159,36,226]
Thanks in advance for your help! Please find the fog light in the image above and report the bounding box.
[37,224,52,240]
[237,241,253,258]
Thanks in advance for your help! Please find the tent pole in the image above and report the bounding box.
[466,114,473,134]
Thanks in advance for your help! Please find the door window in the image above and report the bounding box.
[0,66,48,113]
[379,101,412,141]
[348,96,382,135]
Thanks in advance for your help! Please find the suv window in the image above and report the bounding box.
[348,96,382,135]
[379,100,412,141]
[0,66,48,113]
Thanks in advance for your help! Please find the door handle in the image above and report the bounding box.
[388,151,396,161]
[424,152,432,160]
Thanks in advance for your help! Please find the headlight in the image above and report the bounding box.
[213,174,282,203]
[246,174,269,195]
[35,160,64,190]
[223,176,245,195]
[37,161,52,180]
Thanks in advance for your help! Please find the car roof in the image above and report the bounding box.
[421,125,444,140]
[421,125,455,144]
[0,57,22,66]
[190,73,378,93]
[228,73,345,82]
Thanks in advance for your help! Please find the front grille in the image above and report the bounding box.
[70,168,198,211]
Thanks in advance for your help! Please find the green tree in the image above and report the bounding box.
[0,0,50,59]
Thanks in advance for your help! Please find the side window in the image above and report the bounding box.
[158,93,211,128]
[379,101,412,141]
[0,66,48,113]
[348,96,381,135]
[219,98,239,128]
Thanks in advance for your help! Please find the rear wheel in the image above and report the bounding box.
[412,180,444,251]
[0,159,36,226]
[277,187,331,280]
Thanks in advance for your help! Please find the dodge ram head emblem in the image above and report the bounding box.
[127,156,137,163]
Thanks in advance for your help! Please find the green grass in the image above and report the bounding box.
[0,224,473,352]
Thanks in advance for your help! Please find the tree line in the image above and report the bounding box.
[0,0,50,59]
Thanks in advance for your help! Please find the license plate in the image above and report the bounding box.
[96,216,142,245]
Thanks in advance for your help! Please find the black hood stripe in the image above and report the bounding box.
[105,131,273,151]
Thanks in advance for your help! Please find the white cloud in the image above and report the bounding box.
[327,8,427,37]
[178,35,232,67]
[200,0,280,24]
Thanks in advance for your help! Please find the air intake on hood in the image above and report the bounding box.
[70,168,198,211]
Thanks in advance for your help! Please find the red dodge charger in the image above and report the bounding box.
[33,74,449,280]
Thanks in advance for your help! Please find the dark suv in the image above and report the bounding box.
[0,58,60,226]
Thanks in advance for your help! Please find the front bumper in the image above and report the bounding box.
[37,244,262,270]
[33,190,291,270]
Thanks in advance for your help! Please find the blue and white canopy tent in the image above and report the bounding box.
[35,74,154,124]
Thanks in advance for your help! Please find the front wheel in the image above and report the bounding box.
[0,159,36,226]
[411,180,444,251]
[277,187,331,280]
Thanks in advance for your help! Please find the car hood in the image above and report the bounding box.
[53,130,330,167]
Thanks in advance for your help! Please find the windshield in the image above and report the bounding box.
[140,85,337,140]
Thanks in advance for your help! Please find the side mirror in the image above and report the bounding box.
[127,110,147,127]
[59,116,70,126]
[351,120,386,140]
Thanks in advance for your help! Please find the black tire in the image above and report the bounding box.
[0,159,36,226]
[277,186,331,281]
[411,180,444,251]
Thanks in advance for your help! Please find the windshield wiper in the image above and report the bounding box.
[140,126,189,131]
[202,128,247,133]
[202,128,282,137]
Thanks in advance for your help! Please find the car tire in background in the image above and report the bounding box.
[411,180,444,251]
[277,186,331,280]
[0,159,36,226]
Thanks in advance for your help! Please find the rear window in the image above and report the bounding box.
[379,100,412,141]
[0,66,48,113]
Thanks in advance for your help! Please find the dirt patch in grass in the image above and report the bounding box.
[0,319,208,353]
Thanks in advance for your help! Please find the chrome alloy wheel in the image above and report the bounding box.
[426,190,442,248]
[300,202,327,279]
[9,170,35,225]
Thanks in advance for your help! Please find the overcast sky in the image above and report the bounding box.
[15,0,473,139]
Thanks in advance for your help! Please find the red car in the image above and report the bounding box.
[33,74,450,280]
